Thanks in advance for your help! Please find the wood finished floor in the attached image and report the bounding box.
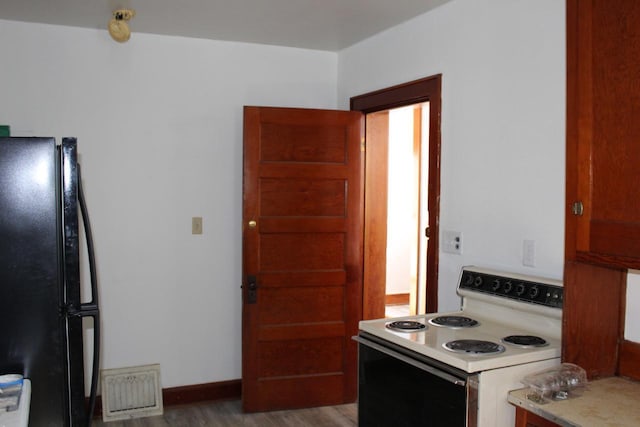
[92,400,357,427]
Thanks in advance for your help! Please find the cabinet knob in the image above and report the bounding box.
[571,201,584,216]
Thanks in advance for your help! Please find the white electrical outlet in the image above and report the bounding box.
[523,239,536,267]
[442,230,463,255]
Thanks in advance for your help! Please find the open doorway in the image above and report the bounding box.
[351,75,442,320]
[383,103,430,317]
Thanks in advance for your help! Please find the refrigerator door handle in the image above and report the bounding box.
[77,164,101,427]
[77,164,99,316]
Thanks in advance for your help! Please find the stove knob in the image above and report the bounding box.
[463,273,474,287]
[491,279,501,291]
[474,276,483,287]
[529,285,540,299]
[503,280,513,293]
[515,283,526,296]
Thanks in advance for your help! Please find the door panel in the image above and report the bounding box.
[258,287,345,323]
[258,338,344,376]
[256,376,345,409]
[260,179,346,216]
[260,233,345,270]
[242,106,364,412]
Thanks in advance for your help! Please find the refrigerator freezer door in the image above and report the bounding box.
[0,137,70,426]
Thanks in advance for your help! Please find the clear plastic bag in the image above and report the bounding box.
[521,363,587,403]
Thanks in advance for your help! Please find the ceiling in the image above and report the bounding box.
[0,0,452,51]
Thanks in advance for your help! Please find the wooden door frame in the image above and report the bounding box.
[351,74,442,316]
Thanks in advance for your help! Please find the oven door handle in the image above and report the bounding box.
[353,336,467,387]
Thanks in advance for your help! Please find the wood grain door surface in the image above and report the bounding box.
[242,106,364,412]
[567,0,640,267]
[563,0,640,383]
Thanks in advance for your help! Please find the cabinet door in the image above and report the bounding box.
[566,0,640,267]
[514,407,560,427]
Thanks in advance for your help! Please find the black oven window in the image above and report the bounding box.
[358,341,467,427]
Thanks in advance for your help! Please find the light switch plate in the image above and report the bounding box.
[192,217,203,235]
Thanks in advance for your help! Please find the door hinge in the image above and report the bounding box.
[571,201,584,216]
[360,138,365,152]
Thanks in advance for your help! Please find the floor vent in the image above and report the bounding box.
[101,364,163,422]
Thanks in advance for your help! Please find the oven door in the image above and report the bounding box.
[355,333,478,427]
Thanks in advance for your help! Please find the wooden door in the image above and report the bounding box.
[566,0,640,268]
[242,106,364,412]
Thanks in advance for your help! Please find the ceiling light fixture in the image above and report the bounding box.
[108,9,136,43]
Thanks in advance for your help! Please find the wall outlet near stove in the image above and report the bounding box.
[442,230,463,255]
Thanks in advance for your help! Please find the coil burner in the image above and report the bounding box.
[444,339,506,355]
[429,315,479,328]
[385,320,427,332]
[502,335,548,348]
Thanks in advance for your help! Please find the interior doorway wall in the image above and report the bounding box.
[351,75,442,320]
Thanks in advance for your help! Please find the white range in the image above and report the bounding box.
[356,266,563,427]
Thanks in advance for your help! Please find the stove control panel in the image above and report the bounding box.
[459,268,563,308]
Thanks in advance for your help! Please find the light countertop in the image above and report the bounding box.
[508,376,640,427]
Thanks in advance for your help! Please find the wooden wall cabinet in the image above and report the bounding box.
[566,0,640,268]
[564,0,640,381]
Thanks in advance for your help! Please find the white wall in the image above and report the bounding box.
[626,272,640,341]
[338,0,566,311]
[2,0,637,392]
[0,19,338,388]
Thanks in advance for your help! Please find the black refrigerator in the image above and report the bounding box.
[0,137,100,426]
